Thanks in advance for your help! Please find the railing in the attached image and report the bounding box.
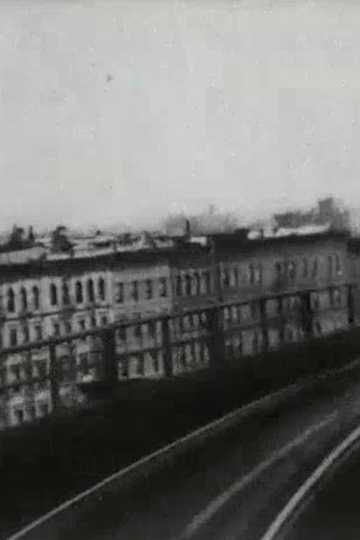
[0,283,356,429]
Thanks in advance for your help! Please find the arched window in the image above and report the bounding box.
[335,253,342,275]
[62,282,70,305]
[255,264,262,284]
[252,331,259,353]
[312,257,319,278]
[222,268,230,288]
[185,274,192,296]
[302,258,308,278]
[194,272,201,296]
[176,275,182,297]
[75,281,83,304]
[98,277,106,301]
[233,267,239,288]
[20,287,27,311]
[159,277,167,298]
[204,271,211,294]
[248,264,255,285]
[87,279,95,303]
[7,288,15,313]
[50,284,58,306]
[288,261,296,281]
[328,255,333,278]
[145,279,153,300]
[32,286,40,310]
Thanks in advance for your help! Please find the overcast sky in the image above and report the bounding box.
[0,0,360,232]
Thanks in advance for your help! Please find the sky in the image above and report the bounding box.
[0,0,360,232]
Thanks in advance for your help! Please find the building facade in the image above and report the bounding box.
[0,228,356,428]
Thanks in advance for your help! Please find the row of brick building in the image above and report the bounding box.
[0,225,357,427]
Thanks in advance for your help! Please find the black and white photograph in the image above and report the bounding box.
[1,1,360,539]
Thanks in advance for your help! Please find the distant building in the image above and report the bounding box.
[274,198,350,232]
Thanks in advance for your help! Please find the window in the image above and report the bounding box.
[328,288,334,307]
[180,348,187,368]
[79,319,86,332]
[185,274,192,296]
[252,332,259,353]
[134,324,141,338]
[176,275,182,297]
[204,271,211,294]
[0,366,5,385]
[312,293,320,310]
[131,281,139,301]
[79,353,89,374]
[148,321,156,337]
[328,255,333,278]
[136,356,144,376]
[335,254,342,275]
[193,313,199,328]
[14,409,24,424]
[118,359,128,378]
[315,321,322,335]
[50,284,58,306]
[87,279,95,303]
[20,287,28,311]
[75,281,83,304]
[159,277,167,298]
[39,403,49,417]
[185,314,192,329]
[312,257,319,278]
[118,326,126,341]
[194,273,201,296]
[237,337,243,356]
[65,321,72,334]
[152,354,159,373]
[10,328,18,347]
[233,267,239,288]
[7,288,15,313]
[225,339,234,358]
[302,258,308,279]
[11,364,21,382]
[178,317,184,334]
[275,262,282,279]
[35,325,42,341]
[334,288,342,306]
[248,264,255,285]
[101,315,108,326]
[98,277,106,301]
[62,282,70,305]
[23,326,29,343]
[145,279,153,300]
[53,322,60,337]
[250,302,258,319]
[288,261,296,281]
[32,286,40,310]
[286,326,294,342]
[255,264,262,284]
[28,406,36,420]
[36,360,47,379]
[222,268,230,288]
[90,316,97,328]
[115,282,124,303]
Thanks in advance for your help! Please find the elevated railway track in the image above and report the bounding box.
[5,356,360,540]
